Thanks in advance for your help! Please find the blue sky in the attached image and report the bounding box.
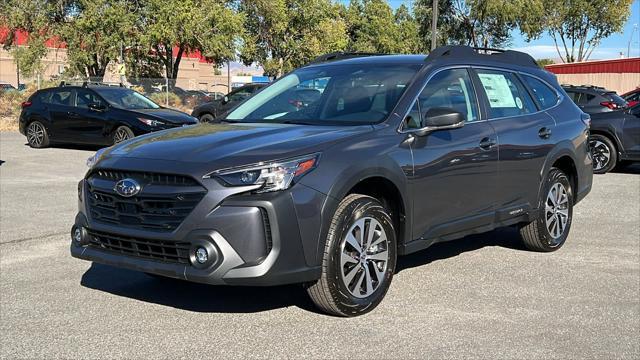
[343,0,640,60]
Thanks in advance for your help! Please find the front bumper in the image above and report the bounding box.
[70,162,325,286]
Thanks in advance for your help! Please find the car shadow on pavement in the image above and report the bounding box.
[396,226,527,273]
[80,263,322,314]
[611,163,640,175]
[80,226,526,314]
[24,142,105,152]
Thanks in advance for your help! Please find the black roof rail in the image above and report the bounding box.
[427,45,539,68]
[58,80,126,88]
[309,52,388,64]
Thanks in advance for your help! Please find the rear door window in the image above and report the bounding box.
[45,89,74,106]
[475,69,536,118]
[522,76,558,109]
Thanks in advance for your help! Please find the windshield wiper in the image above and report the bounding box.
[280,120,317,125]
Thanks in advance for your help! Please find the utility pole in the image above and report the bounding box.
[16,58,20,88]
[628,24,638,58]
[227,60,231,93]
[431,0,438,51]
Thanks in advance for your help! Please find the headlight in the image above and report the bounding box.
[206,153,320,193]
[138,117,164,126]
[86,148,107,168]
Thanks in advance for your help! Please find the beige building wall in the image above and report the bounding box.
[555,73,640,94]
[1,46,234,93]
[0,46,68,87]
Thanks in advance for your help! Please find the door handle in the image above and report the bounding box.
[538,127,552,139]
[479,137,496,150]
[67,111,80,118]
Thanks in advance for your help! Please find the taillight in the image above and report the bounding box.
[599,101,618,110]
[21,101,32,108]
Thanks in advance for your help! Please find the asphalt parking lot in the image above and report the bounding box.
[1,131,639,359]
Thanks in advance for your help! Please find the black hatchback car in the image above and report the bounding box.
[72,46,592,316]
[588,103,640,173]
[19,85,197,148]
[562,84,628,114]
[191,83,267,122]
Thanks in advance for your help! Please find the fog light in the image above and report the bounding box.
[195,247,208,264]
[73,226,83,243]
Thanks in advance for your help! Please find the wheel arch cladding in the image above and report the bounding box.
[346,176,407,249]
[551,155,578,199]
[590,129,621,153]
[539,143,578,207]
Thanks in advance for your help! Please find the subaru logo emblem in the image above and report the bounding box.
[114,178,141,197]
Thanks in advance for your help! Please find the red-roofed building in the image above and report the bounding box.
[545,58,640,94]
[0,28,236,93]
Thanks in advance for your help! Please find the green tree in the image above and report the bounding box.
[414,0,457,50]
[0,0,70,77]
[536,58,555,67]
[239,0,348,77]
[141,0,243,81]
[345,0,422,53]
[394,4,423,53]
[519,0,634,62]
[414,0,521,49]
[60,0,138,78]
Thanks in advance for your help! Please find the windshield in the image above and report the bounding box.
[225,63,421,125]
[96,88,160,109]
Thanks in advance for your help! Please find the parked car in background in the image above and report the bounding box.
[19,84,197,148]
[0,82,17,92]
[72,46,592,317]
[562,84,628,114]
[191,83,267,122]
[621,88,640,107]
[588,103,640,174]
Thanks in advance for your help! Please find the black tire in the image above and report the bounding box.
[26,121,50,148]
[306,194,397,317]
[520,168,573,252]
[112,125,135,144]
[589,134,617,174]
[199,113,216,123]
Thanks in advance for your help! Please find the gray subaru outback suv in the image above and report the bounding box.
[71,46,593,316]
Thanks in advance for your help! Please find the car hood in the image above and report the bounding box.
[131,108,197,124]
[105,122,372,167]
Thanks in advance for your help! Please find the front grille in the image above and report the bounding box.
[87,170,206,232]
[87,229,190,264]
[93,169,199,186]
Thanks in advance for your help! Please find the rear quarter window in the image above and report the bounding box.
[29,90,52,104]
[523,76,559,109]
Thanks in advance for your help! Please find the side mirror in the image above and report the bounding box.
[411,107,465,136]
[222,95,229,104]
[88,102,106,111]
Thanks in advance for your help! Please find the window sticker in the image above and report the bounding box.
[478,73,516,108]
[515,97,523,109]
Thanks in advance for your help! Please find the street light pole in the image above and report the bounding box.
[628,24,638,58]
[431,0,438,51]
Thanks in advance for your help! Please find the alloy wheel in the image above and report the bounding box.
[590,139,611,171]
[545,182,569,241]
[113,128,132,144]
[340,217,389,298]
[27,122,45,147]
